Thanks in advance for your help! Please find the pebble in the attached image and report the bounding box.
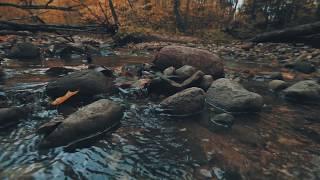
[199,169,212,178]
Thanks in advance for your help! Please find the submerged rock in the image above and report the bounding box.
[268,80,289,91]
[8,42,40,59]
[206,78,263,112]
[160,87,205,115]
[40,99,123,148]
[293,61,316,74]
[200,75,214,90]
[149,70,204,95]
[175,65,196,79]
[208,113,234,131]
[0,107,30,126]
[54,44,84,59]
[283,80,320,100]
[37,118,63,136]
[112,32,153,46]
[153,46,224,78]
[45,67,75,76]
[46,70,113,99]
[0,66,5,78]
[88,65,114,77]
[163,66,175,76]
[269,72,283,80]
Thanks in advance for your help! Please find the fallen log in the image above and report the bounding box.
[0,30,32,36]
[250,21,320,44]
[0,21,118,35]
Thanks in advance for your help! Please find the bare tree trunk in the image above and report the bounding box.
[317,0,320,20]
[108,0,119,25]
[173,0,186,32]
[184,0,191,31]
[232,0,239,21]
[250,0,257,21]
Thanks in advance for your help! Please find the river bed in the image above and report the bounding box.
[0,52,319,180]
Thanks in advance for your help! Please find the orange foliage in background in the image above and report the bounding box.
[1,0,318,34]
[0,0,239,33]
[0,0,79,24]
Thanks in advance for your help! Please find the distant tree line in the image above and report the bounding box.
[0,0,319,34]
[241,0,320,28]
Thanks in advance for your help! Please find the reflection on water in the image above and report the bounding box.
[0,56,319,180]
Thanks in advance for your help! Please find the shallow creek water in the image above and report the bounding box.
[0,55,319,180]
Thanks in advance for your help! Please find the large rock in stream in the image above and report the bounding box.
[8,42,40,59]
[206,78,263,112]
[46,70,113,99]
[160,87,205,115]
[283,80,320,101]
[0,107,28,127]
[153,46,224,79]
[40,99,123,148]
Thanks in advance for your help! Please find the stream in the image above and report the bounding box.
[0,53,319,179]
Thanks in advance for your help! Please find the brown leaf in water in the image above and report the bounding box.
[0,35,11,42]
[132,79,151,89]
[51,90,79,106]
[278,136,303,146]
[282,72,295,80]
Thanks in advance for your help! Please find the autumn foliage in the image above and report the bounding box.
[0,0,319,34]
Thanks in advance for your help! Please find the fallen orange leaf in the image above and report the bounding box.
[0,36,10,42]
[133,79,151,88]
[282,72,295,80]
[51,90,79,106]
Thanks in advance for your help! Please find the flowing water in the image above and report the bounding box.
[0,56,319,180]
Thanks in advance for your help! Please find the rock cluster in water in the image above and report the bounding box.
[0,33,319,179]
[153,45,224,78]
[0,38,319,150]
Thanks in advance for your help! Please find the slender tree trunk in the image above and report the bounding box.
[317,0,320,20]
[173,0,186,32]
[250,0,257,21]
[232,0,239,21]
[108,0,119,25]
[184,0,191,31]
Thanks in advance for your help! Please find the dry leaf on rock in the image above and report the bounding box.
[51,90,79,106]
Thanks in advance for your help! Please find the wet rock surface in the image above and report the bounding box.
[200,75,214,90]
[175,65,196,79]
[283,80,320,101]
[45,67,75,76]
[292,61,316,74]
[0,107,29,127]
[46,70,114,99]
[0,34,319,180]
[208,113,234,131]
[40,99,123,148]
[149,70,204,95]
[160,87,205,116]
[8,42,40,59]
[153,45,224,78]
[163,66,175,76]
[269,80,289,91]
[206,78,264,112]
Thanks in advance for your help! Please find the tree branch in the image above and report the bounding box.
[0,2,78,11]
